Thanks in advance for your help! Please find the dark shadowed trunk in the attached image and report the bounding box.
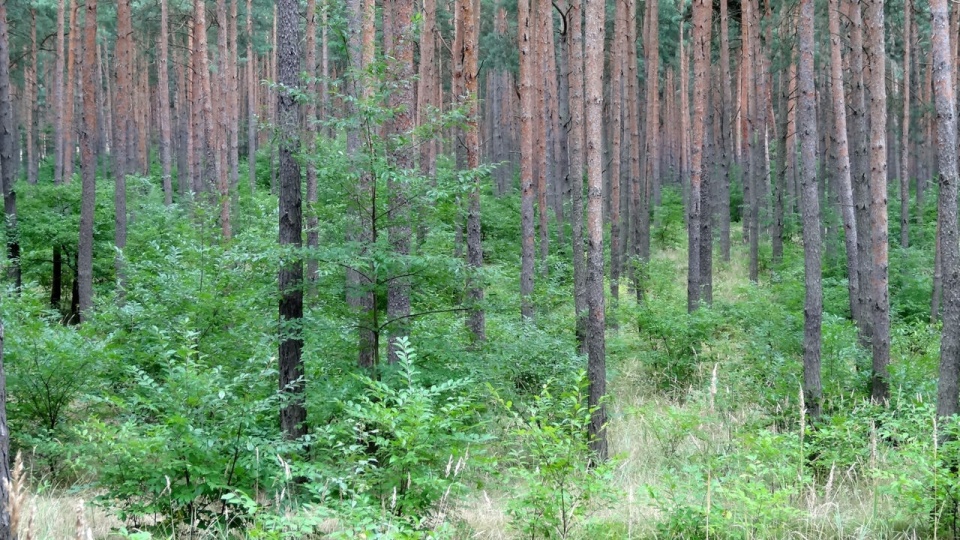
[277,0,306,440]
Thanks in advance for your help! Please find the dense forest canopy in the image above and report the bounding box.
[0,0,958,537]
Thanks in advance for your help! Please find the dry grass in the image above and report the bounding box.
[456,246,932,539]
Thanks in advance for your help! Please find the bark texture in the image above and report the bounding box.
[277,0,306,439]
[932,0,960,420]
[798,0,823,418]
[584,0,607,461]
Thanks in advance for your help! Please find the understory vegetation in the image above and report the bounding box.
[1,152,954,539]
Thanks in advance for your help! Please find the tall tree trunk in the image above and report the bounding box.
[932,0,960,420]
[798,0,823,419]
[534,0,549,270]
[159,0,173,205]
[115,0,132,283]
[900,0,912,248]
[609,0,624,305]
[519,0,536,319]
[718,0,732,261]
[863,0,890,404]
[78,0,98,320]
[625,0,642,302]
[63,0,79,184]
[644,0,660,257]
[27,10,38,186]
[54,0,67,185]
[346,0,377,368]
[688,0,712,312]
[385,0,415,362]
[277,0,306,440]
[584,0,607,461]
[0,3,19,291]
[827,0,861,328]
[567,0,588,346]
[848,0,873,345]
[229,0,240,192]
[217,0,232,239]
[462,0,484,342]
[247,0,257,192]
[305,0,319,282]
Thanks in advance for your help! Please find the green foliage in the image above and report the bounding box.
[492,373,618,539]
[331,337,484,516]
[77,353,280,529]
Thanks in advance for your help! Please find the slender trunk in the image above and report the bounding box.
[277,0,306,439]
[568,0,588,345]
[78,0,98,320]
[27,10,38,186]
[306,0,319,281]
[216,0,231,239]
[609,0,624,304]
[115,0,132,283]
[848,0,873,345]
[863,0,890,404]
[463,0,484,342]
[584,0,607,461]
[534,0,549,270]
[385,0,415,362]
[798,0,823,419]
[828,0,862,328]
[54,0,67,185]
[247,0,256,192]
[519,0,536,319]
[63,0,78,184]
[0,4,19,291]
[159,0,173,205]
[900,1,911,248]
[718,0,732,261]
[688,0,712,312]
[932,0,960,420]
[229,0,240,191]
[644,0,660,255]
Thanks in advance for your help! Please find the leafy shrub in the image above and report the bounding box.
[493,373,618,539]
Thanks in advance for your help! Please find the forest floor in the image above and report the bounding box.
[457,244,935,539]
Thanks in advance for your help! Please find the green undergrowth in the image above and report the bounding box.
[0,151,956,539]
